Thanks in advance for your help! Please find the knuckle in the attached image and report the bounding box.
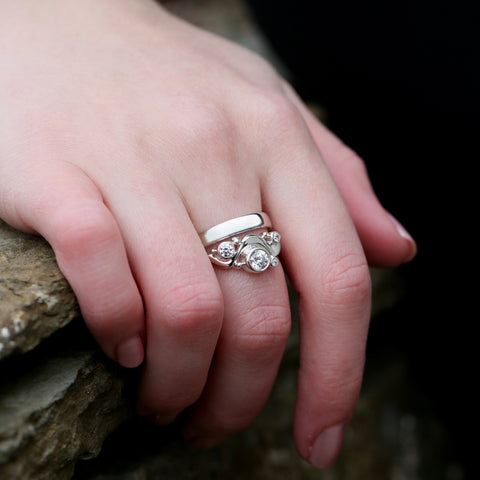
[321,252,371,307]
[50,204,118,260]
[171,98,234,153]
[239,89,314,167]
[320,360,365,396]
[330,368,364,405]
[338,144,369,176]
[301,358,364,421]
[233,303,291,357]
[317,369,364,417]
[161,280,223,335]
[250,90,301,131]
[83,291,141,336]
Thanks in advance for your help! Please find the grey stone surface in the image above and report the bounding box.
[0,343,131,480]
[0,220,79,360]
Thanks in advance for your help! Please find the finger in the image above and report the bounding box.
[175,162,290,444]
[262,146,371,468]
[283,83,417,267]
[182,263,291,447]
[13,161,146,368]
[102,177,224,422]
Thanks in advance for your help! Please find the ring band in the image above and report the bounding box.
[199,213,281,273]
[199,212,272,247]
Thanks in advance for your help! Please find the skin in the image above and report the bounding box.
[0,0,416,469]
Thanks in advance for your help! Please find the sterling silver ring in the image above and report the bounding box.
[199,213,281,273]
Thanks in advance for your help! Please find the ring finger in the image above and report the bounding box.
[182,216,291,446]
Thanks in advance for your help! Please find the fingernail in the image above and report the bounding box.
[116,335,144,368]
[389,214,417,262]
[309,424,344,469]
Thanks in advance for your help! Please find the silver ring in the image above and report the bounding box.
[199,213,281,273]
[199,213,272,247]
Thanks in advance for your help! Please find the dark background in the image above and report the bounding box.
[246,1,479,477]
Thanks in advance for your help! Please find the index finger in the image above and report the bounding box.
[262,145,371,468]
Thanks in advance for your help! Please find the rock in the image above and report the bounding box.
[0,218,132,479]
[0,338,131,480]
[0,220,79,361]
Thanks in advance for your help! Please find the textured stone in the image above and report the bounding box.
[0,220,79,360]
[0,337,131,480]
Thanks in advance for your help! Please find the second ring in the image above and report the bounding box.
[200,213,281,273]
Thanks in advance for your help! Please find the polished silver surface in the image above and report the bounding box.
[206,231,281,273]
[199,213,272,247]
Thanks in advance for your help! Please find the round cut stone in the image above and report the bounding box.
[248,248,270,272]
[218,241,236,259]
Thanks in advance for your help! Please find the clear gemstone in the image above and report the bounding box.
[271,232,281,243]
[248,248,270,272]
[218,241,236,259]
[270,257,279,267]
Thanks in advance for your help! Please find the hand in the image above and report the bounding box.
[0,0,415,468]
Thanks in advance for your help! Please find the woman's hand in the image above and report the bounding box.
[0,0,415,468]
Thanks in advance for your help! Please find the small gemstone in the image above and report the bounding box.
[218,241,236,259]
[248,248,270,272]
[271,232,281,243]
[270,257,279,267]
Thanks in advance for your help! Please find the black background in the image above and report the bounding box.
[246,1,479,477]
